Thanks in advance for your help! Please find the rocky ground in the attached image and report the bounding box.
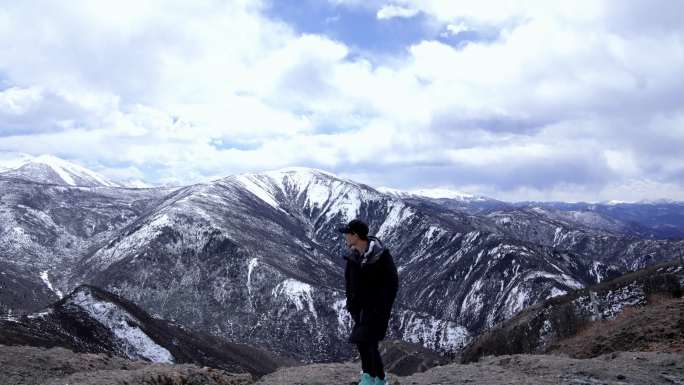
[2,343,684,385]
[0,344,254,385]
[362,339,450,376]
[253,351,684,385]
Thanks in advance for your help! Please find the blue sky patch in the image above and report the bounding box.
[263,0,437,57]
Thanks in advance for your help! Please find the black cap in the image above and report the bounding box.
[337,219,369,237]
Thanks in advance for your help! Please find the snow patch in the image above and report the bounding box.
[234,174,287,214]
[525,271,584,290]
[398,311,471,352]
[331,297,353,335]
[26,308,53,319]
[272,278,317,318]
[247,258,258,295]
[40,270,63,299]
[376,201,414,238]
[1,308,18,322]
[70,289,174,363]
[591,261,605,282]
[549,287,567,298]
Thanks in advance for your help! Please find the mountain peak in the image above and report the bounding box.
[257,166,355,184]
[212,165,386,222]
[266,166,337,176]
[0,154,122,187]
[224,166,369,194]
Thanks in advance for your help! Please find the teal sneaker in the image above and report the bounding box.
[357,372,373,385]
[374,376,388,385]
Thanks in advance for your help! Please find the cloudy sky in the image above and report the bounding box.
[1,0,683,202]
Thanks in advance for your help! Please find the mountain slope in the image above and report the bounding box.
[0,284,294,376]
[0,175,176,313]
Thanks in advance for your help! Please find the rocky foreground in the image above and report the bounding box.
[0,344,253,385]
[254,352,684,385]
[2,344,683,385]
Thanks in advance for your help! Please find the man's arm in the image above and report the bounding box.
[377,251,399,315]
[345,260,361,322]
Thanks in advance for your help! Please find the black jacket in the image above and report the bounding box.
[344,235,399,342]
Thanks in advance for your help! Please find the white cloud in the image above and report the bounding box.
[441,23,470,37]
[376,4,420,20]
[0,1,683,201]
[0,87,43,115]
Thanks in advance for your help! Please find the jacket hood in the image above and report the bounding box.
[344,235,386,265]
[362,236,386,265]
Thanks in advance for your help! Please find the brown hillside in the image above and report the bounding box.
[549,295,684,358]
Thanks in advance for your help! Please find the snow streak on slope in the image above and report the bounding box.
[233,174,287,213]
[40,270,63,299]
[247,258,259,296]
[70,289,174,363]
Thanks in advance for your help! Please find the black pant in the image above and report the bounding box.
[357,340,385,379]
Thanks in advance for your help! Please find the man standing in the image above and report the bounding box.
[339,218,399,385]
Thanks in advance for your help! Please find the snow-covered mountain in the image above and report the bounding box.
[377,186,509,214]
[66,167,475,361]
[377,186,483,201]
[2,158,684,362]
[28,169,642,355]
[394,190,684,239]
[0,154,122,187]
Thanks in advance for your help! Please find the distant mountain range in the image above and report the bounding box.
[1,155,683,362]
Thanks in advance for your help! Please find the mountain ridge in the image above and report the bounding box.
[1,155,683,363]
